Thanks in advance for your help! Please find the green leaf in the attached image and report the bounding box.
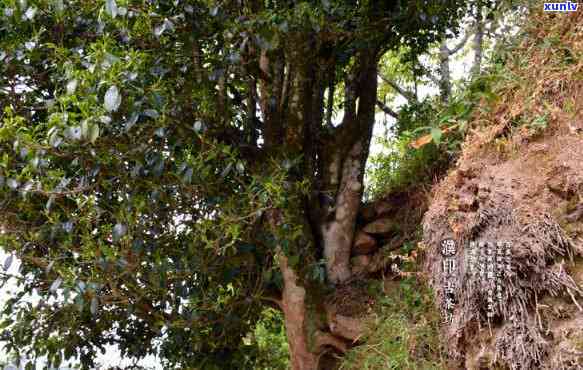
[24,7,37,20]
[78,280,86,292]
[81,119,90,139]
[220,163,233,178]
[154,19,174,37]
[3,254,13,271]
[236,161,245,174]
[48,131,62,148]
[50,277,62,292]
[143,109,159,119]
[430,127,442,145]
[46,260,55,274]
[287,255,299,267]
[125,112,139,131]
[99,115,112,124]
[90,296,98,315]
[30,156,40,169]
[104,86,121,112]
[66,79,78,95]
[154,127,165,138]
[193,121,203,133]
[6,178,19,190]
[0,319,13,330]
[45,195,55,211]
[105,0,117,18]
[113,223,127,242]
[88,123,100,144]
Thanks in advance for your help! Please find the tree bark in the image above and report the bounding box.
[321,52,378,284]
[321,140,365,284]
[270,207,351,370]
[436,22,473,102]
[439,40,452,103]
[471,6,484,78]
[279,253,320,370]
[378,74,417,103]
[261,43,379,367]
[376,99,399,119]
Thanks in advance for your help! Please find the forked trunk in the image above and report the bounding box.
[262,47,379,368]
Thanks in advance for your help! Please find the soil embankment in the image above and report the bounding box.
[422,9,583,369]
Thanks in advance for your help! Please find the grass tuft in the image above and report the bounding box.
[339,278,445,370]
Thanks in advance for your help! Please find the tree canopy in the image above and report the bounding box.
[0,0,477,368]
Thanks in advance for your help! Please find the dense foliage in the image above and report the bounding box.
[366,0,518,199]
[0,0,476,368]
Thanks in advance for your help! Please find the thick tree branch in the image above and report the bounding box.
[259,49,285,148]
[376,100,399,119]
[315,331,349,353]
[247,78,258,145]
[326,69,335,128]
[321,50,379,284]
[341,68,358,127]
[259,295,283,310]
[336,49,380,148]
[471,7,484,78]
[378,74,417,103]
[439,40,452,103]
[448,27,474,55]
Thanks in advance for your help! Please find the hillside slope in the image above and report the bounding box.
[423,8,583,369]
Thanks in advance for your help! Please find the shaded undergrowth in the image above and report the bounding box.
[339,277,445,370]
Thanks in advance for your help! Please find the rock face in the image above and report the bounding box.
[325,283,373,342]
[362,218,399,235]
[352,231,378,255]
[350,197,425,279]
[350,187,427,274]
[327,313,365,342]
[358,197,401,222]
[422,10,583,370]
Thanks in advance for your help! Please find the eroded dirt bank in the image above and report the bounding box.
[422,10,583,370]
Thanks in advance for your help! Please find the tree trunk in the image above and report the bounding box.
[439,40,452,103]
[263,46,379,367]
[471,6,484,78]
[270,210,350,370]
[279,254,320,370]
[320,52,378,284]
[321,140,365,284]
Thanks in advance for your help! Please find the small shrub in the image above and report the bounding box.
[243,308,289,370]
